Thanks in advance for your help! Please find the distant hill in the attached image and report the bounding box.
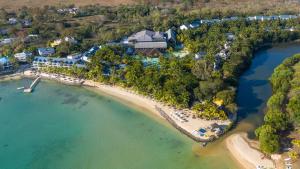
[1,0,300,14]
[0,0,136,10]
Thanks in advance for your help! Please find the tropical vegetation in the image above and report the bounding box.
[1,4,300,120]
[256,54,300,158]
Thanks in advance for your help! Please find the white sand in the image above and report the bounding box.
[22,70,232,141]
[23,71,83,85]
[83,80,232,140]
[0,73,22,81]
[226,133,276,169]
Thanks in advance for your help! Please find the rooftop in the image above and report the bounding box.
[128,30,166,42]
[0,57,10,65]
[37,48,55,55]
[34,56,79,63]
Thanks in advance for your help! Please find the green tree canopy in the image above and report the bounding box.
[255,124,280,154]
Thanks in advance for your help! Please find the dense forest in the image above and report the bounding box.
[255,54,300,159]
[1,3,300,51]
[42,17,300,120]
[1,4,300,120]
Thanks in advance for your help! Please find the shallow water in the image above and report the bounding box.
[1,43,300,169]
[0,79,238,169]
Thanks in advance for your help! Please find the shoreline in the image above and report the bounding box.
[81,79,232,142]
[83,80,217,142]
[226,133,282,169]
[20,70,233,143]
[0,72,23,81]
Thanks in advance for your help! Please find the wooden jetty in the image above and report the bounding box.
[24,76,41,93]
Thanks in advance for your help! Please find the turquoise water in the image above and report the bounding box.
[0,79,238,169]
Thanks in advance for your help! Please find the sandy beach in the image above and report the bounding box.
[0,73,23,81]
[226,133,276,169]
[21,70,232,142]
[83,80,232,141]
[83,80,165,118]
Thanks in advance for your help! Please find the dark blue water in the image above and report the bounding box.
[236,42,300,137]
[194,43,300,169]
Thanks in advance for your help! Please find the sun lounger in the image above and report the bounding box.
[283,148,292,151]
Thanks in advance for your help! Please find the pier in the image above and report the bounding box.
[24,76,41,93]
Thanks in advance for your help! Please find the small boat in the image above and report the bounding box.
[23,88,32,93]
[17,87,25,90]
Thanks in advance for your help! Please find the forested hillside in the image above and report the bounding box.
[1,0,300,14]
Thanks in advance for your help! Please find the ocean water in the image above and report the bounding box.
[0,79,238,169]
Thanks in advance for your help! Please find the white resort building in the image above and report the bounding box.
[0,38,16,46]
[37,48,55,56]
[82,46,101,62]
[67,53,82,60]
[14,51,32,62]
[32,56,86,69]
